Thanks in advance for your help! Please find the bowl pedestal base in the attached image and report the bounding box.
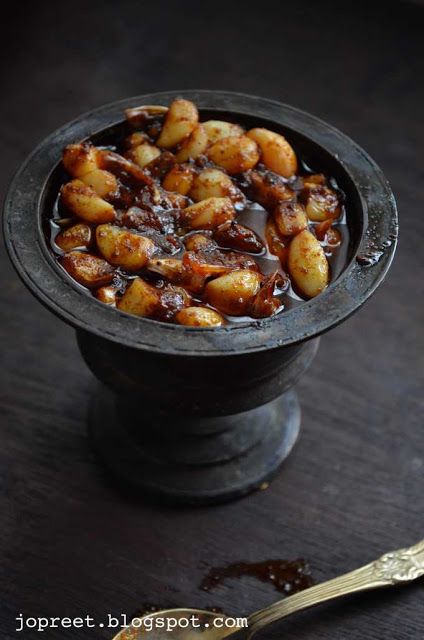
[89,387,300,505]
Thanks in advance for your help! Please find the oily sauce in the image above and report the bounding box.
[200,558,313,595]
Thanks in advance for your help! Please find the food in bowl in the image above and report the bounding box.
[50,99,347,327]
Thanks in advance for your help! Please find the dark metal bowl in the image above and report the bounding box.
[3,91,398,504]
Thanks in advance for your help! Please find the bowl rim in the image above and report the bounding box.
[3,90,398,356]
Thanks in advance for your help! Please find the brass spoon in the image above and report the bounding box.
[113,540,424,640]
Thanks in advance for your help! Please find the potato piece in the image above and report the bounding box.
[248,170,294,210]
[265,219,289,266]
[124,131,150,149]
[184,233,215,252]
[80,169,118,198]
[304,186,341,222]
[176,306,225,327]
[96,224,155,271]
[118,278,190,320]
[55,223,92,252]
[129,143,161,168]
[190,168,242,203]
[60,251,114,288]
[180,197,235,230]
[207,135,259,174]
[162,164,195,195]
[61,179,116,224]
[288,229,329,298]
[204,270,261,315]
[273,201,308,237]
[117,278,161,317]
[62,143,99,177]
[96,285,118,305]
[202,120,244,144]
[157,99,198,148]
[247,128,297,178]
[175,125,208,162]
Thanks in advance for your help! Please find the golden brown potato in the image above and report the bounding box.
[248,171,294,210]
[95,285,118,305]
[55,223,92,252]
[80,169,118,198]
[157,99,198,148]
[61,180,116,224]
[129,143,161,168]
[176,306,225,327]
[273,201,308,237]
[184,233,215,252]
[60,251,114,288]
[202,120,244,144]
[162,164,195,195]
[62,143,99,177]
[175,124,209,162]
[96,224,156,271]
[189,168,242,203]
[118,278,191,319]
[181,197,235,230]
[247,128,297,178]
[124,131,150,149]
[265,218,289,266]
[204,269,261,315]
[304,186,341,222]
[288,229,329,298]
[117,277,161,317]
[207,135,259,174]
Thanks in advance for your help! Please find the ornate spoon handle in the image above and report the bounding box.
[246,539,424,637]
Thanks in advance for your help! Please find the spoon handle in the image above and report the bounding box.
[247,539,424,637]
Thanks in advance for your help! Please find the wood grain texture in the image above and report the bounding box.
[0,1,423,638]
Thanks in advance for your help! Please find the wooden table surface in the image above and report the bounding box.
[1,1,423,638]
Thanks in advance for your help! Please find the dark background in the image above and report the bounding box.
[1,1,423,638]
